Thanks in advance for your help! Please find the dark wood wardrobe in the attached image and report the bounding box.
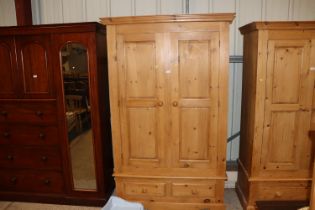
[0,22,114,205]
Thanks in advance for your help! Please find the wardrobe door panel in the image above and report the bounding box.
[179,40,211,98]
[0,37,17,98]
[180,108,209,161]
[125,40,157,98]
[117,33,166,169]
[128,108,157,159]
[170,32,220,170]
[261,39,313,173]
[15,35,53,98]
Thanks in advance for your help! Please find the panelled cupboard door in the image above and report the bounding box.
[170,32,220,171]
[260,39,313,176]
[15,35,54,99]
[0,36,17,99]
[117,33,167,169]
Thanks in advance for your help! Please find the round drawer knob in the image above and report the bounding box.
[1,111,8,116]
[41,156,48,161]
[275,191,282,197]
[172,101,178,107]
[203,199,210,203]
[183,163,190,168]
[191,190,198,195]
[3,132,10,138]
[10,177,17,184]
[39,133,45,139]
[7,155,14,160]
[36,111,43,117]
[157,101,164,107]
[44,179,50,185]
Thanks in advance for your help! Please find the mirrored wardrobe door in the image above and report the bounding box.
[60,42,97,191]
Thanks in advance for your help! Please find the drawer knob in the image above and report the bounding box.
[203,199,210,203]
[7,155,14,160]
[36,111,43,117]
[183,162,190,168]
[275,191,282,197]
[3,132,10,138]
[10,177,17,184]
[172,101,178,107]
[191,190,198,195]
[39,133,45,139]
[41,156,48,161]
[44,179,51,185]
[1,111,8,116]
[157,101,164,107]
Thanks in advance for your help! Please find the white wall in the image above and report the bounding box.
[1,0,315,162]
[0,0,17,26]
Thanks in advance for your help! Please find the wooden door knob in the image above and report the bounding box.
[39,133,45,139]
[172,101,178,107]
[183,162,190,168]
[275,191,282,197]
[10,177,17,184]
[43,179,51,185]
[3,132,10,138]
[7,155,14,160]
[36,111,43,116]
[157,101,164,107]
[191,190,198,195]
[1,111,7,116]
[41,156,48,161]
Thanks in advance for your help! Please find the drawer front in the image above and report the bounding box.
[116,178,224,205]
[257,181,311,200]
[124,182,166,197]
[0,102,57,124]
[171,183,216,197]
[0,170,64,193]
[0,125,59,145]
[0,146,61,170]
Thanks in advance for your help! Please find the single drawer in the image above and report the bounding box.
[0,170,64,193]
[0,102,57,124]
[0,146,62,170]
[124,182,166,197]
[0,125,59,145]
[171,183,216,197]
[257,181,311,200]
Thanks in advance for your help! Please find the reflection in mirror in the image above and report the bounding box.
[61,43,97,191]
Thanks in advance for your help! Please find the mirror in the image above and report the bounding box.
[61,43,97,191]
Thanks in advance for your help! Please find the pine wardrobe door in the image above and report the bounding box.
[116,33,167,170]
[169,31,221,173]
[260,39,314,176]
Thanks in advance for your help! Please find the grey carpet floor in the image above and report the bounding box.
[0,188,242,210]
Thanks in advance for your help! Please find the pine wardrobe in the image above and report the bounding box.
[237,22,315,210]
[101,14,235,210]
